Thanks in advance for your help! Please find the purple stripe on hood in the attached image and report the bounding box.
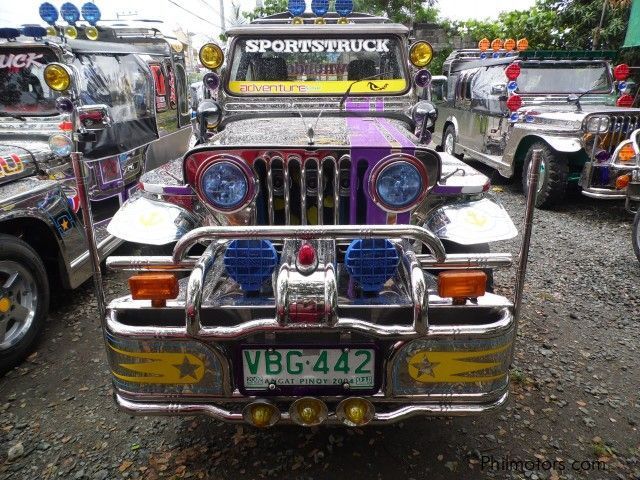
[377,118,417,150]
[346,117,391,224]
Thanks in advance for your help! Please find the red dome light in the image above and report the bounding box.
[505,63,521,81]
[613,64,630,81]
[297,243,316,267]
[506,94,523,112]
[617,94,634,108]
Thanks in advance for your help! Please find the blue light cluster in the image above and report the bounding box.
[376,162,422,209]
[0,28,21,40]
[200,161,249,211]
[22,25,48,39]
[311,0,329,16]
[345,239,399,293]
[288,0,306,16]
[335,0,354,16]
[39,2,59,24]
[60,2,80,24]
[81,3,101,25]
[224,240,278,293]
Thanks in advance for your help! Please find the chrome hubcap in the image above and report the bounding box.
[444,133,454,155]
[527,159,546,195]
[0,261,37,351]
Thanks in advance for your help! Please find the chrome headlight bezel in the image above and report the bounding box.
[368,154,429,213]
[194,154,256,214]
[584,115,610,134]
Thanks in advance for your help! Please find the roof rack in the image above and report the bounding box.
[251,12,391,25]
[446,48,616,63]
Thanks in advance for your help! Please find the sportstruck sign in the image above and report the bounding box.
[245,38,391,54]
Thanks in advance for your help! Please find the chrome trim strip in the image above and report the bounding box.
[114,391,509,424]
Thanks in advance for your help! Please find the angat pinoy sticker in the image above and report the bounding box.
[245,39,391,54]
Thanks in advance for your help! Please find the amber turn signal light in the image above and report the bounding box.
[438,271,487,300]
[615,174,631,190]
[128,273,179,307]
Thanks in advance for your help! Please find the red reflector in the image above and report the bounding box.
[58,120,73,131]
[505,62,521,81]
[613,63,630,81]
[617,94,634,108]
[506,95,522,111]
[289,302,323,323]
[297,243,316,266]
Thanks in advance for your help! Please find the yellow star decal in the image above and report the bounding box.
[60,218,70,231]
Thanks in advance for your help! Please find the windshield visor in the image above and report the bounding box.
[228,36,408,96]
[518,63,612,95]
[0,47,60,116]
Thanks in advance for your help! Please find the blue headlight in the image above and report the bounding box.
[39,2,59,24]
[335,0,354,16]
[61,2,80,24]
[81,2,101,25]
[345,239,399,293]
[224,240,278,293]
[375,162,423,210]
[199,161,249,211]
[288,0,306,16]
[311,0,329,16]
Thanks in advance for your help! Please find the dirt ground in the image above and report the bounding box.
[1,170,639,480]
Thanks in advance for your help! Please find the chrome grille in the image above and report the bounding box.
[254,154,356,226]
[607,114,640,154]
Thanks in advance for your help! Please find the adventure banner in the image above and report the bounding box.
[228,79,407,95]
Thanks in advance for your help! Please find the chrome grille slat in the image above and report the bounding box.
[300,160,307,226]
[333,158,340,225]
[316,157,324,226]
[266,161,275,225]
[283,157,291,225]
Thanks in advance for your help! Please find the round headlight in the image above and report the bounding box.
[409,41,433,68]
[370,155,429,213]
[44,64,71,92]
[199,43,224,70]
[49,134,73,157]
[196,157,254,212]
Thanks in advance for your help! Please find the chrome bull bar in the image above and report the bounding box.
[106,224,514,340]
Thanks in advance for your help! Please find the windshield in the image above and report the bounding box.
[228,36,408,96]
[518,63,612,94]
[0,47,60,116]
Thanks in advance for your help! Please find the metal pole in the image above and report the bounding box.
[513,149,541,322]
[219,0,226,34]
[70,152,106,320]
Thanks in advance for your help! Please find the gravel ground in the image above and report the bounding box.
[1,165,639,480]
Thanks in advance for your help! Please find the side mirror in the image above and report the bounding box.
[491,84,507,96]
[196,100,223,143]
[412,101,438,144]
[77,105,112,131]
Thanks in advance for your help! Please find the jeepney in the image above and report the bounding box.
[431,46,640,208]
[69,4,538,427]
[0,3,192,373]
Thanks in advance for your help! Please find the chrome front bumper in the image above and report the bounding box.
[105,224,519,424]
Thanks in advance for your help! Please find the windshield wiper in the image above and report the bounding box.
[339,70,394,112]
[568,85,607,112]
[0,113,27,121]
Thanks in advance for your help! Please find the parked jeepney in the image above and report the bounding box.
[0,2,192,373]
[68,4,539,428]
[431,44,640,208]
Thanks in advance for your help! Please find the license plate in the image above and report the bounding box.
[242,348,375,391]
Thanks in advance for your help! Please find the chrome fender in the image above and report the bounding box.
[424,196,517,246]
[107,193,200,245]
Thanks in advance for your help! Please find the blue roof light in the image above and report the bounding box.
[0,28,21,40]
[22,25,48,39]
[224,240,278,293]
[288,0,306,17]
[61,2,80,24]
[311,0,329,16]
[345,239,399,293]
[39,2,59,25]
[81,3,101,25]
[335,0,353,16]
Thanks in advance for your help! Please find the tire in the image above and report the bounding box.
[521,142,568,209]
[442,125,462,158]
[440,240,494,292]
[633,210,640,263]
[0,235,50,375]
